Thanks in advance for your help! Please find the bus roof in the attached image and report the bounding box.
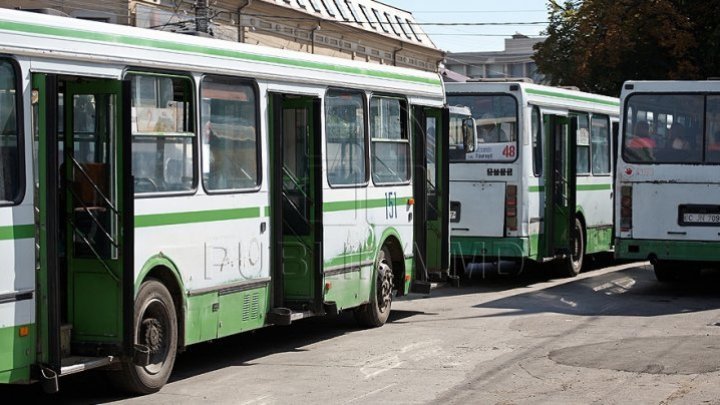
[621,80,720,97]
[446,81,619,115]
[0,8,443,101]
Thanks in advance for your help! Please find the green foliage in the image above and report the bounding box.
[534,0,720,96]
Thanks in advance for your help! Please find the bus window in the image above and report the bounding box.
[0,60,20,204]
[129,73,195,194]
[370,96,409,184]
[623,94,703,164]
[591,114,610,175]
[200,76,259,192]
[531,106,541,176]
[575,113,590,174]
[706,95,720,163]
[446,94,518,162]
[325,90,367,186]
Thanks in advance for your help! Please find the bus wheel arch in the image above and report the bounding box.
[140,265,185,350]
[380,235,406,297]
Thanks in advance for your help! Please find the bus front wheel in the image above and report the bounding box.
[114,279,178,394]
[354,247,394,328]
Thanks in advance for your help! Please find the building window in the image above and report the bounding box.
[201,75,259,192]
[320,0,336,17]
[373,9,389,33]
[384,12,400,36]
[395,16,411,39]
[333,0,350,21]
[486,63,505,78]
[406,19,422,42]
[345,1,362,24]
[295,0,306,8]
[370,97,409,184]
[359,5,376,29]
[307,0,322,12]
[325,90,367,186]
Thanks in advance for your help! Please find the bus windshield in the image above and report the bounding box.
[623,93,720,164]
[447,94,518,162]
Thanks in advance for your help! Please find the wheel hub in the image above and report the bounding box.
[143,318,163,353]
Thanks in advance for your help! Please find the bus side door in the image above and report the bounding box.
[412,105,449,284]
[543,114,577,257]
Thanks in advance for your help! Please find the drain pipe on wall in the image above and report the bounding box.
[237,0,252,43]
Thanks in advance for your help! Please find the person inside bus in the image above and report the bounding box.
[660,122,698,162]
[707,130,720,162]
[626,121,655,161]
[477,114,508,143]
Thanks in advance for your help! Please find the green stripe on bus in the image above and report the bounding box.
[0,224,34,241]
[323,196,412,212]
[529,184,611,192]
[0,20,441,86]
[135,207,261,228]
[525,88,620,107]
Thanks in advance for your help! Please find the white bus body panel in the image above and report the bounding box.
[450,179,505,237]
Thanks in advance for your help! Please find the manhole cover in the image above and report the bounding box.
[549,336,720,374]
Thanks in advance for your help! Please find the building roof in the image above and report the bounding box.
[267,0,437,49]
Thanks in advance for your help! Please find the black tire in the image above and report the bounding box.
[654,260,700,282]
[112,279,178,395]
[560,218,585,277]
[354,248,394,328]
[653,261,675,283]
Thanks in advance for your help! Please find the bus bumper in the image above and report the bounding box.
[615,238,720,262]
[451,236,530,261]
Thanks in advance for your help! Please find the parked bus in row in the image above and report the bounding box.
[446,81,619,277]
[615,81,720,282]
[0,9,448,393]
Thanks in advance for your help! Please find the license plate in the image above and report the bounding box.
[682,213,720,224]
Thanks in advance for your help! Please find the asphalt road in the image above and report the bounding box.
[5,258,720,404]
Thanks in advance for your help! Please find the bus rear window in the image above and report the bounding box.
[447,94,518,162]
[623,94,703,164]
[0,60,20,204]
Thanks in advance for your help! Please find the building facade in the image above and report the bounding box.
[445,34,546,83]
[2,0,443,72]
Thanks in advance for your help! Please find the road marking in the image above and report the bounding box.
[345,383,397,403]
[240,395,272,405]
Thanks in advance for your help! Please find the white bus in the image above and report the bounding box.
[446,81,619,276]
[0,9,447,393]
[615,80,720,281]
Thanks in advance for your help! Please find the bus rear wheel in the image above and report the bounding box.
[113,279,178,394]
[560,218,585,277]
[354,248,394,328]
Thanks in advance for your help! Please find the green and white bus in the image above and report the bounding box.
[446,81,619,276]
[0,9,448,393]
[615,81,720,281]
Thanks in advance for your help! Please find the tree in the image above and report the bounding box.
[534,0,702,96]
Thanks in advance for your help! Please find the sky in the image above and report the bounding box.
[381,0,550,53]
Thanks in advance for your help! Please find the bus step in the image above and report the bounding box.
[60,355,116,376]
[267,307,315,325]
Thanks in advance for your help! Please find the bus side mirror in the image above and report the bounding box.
[463,118,477,153]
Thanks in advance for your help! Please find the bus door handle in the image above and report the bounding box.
[667,231,686,235]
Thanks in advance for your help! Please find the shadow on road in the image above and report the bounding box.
[0,307,438,402]
[472,264,720,318]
